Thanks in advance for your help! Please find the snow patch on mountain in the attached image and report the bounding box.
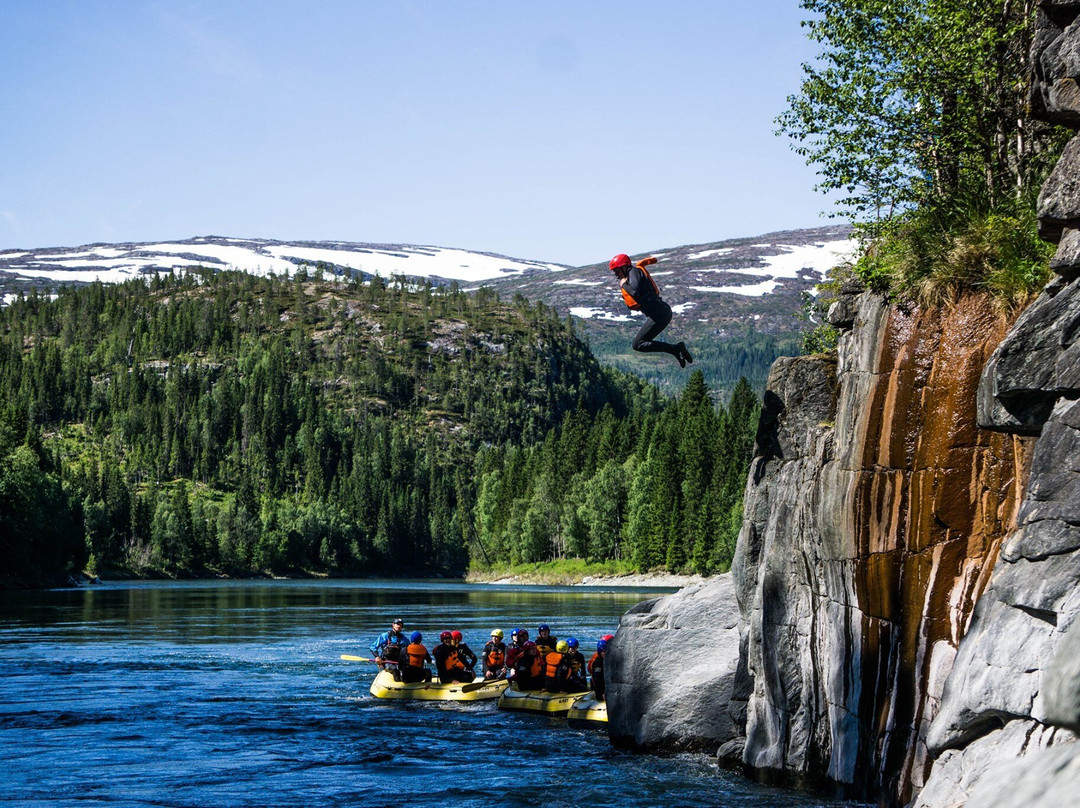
[691,280,780,296]
[569,306,635,323]
[0,236,570,287]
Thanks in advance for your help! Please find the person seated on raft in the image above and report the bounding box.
[433,630,475,683]
[589,639,608,700]
[370,617,408,677]
[535,623,557,653]
[482,629,508,680]
[587,633,614,679]
[450,630,477,674]
[562,637,588,690]
[505,628,528,680]
[400,632,433,683]
[557,646,589,693]
[543,640,570,692]
[513,640,545,690]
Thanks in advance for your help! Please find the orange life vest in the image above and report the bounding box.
[446,647,466,670]
[544,651,564,679]
[486,646,505,668]
[404,643,428,668]
[527,651,544,679]
[621,257,660,310]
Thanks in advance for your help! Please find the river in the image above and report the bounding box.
[0,579,854,807]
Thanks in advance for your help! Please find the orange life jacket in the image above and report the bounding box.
[486,646,505,668]
[404,643,428,668]
[527,651,544,679]
[621,257,660,310]
[544,651,564,679]
[587,651,600,674]
[442,644,466,670]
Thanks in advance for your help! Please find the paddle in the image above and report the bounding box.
[459,677,504,693]
[340,654,398,665]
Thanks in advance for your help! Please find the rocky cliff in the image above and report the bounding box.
[608,5,1080,805]
[734,290,1033,805]
[608,286,1036,804]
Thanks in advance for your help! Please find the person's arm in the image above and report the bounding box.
[370,633,385,658]
[622,267,644,299]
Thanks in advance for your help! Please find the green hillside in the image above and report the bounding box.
[0,269,757,585]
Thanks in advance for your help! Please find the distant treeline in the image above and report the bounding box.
[0,269,756,583]
[472,373,758,573]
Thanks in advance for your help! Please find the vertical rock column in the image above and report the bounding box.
[735,290,1028,805]
[912,2,1080,804]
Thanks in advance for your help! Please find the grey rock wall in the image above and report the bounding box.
[736,288,1025,806]
[911,3,1080,804]
[606,573,741,751]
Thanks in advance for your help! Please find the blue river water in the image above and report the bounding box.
[0,579,856,807]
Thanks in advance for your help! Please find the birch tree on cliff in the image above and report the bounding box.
[781,0,1069,304]
[780,0,1055,218]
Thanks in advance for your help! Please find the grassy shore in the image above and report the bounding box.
[465,559,706,588]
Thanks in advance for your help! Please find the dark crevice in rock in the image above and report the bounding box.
[1014,604,1059,626]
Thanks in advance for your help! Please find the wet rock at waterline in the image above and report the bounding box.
[606,574,741,751]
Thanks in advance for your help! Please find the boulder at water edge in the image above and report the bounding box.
[606,573,741,752]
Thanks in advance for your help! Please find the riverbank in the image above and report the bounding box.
[465,560,710,589]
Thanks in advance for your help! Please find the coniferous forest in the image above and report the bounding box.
[0,269,759,585]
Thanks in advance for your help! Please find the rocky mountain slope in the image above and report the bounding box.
[0,226,855,397]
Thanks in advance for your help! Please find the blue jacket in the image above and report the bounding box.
[370,629,407,658]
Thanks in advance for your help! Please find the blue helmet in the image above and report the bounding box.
[538,623,550,632]
[596,639,608,652]
[566,637,578,649]
[410,631,422,643]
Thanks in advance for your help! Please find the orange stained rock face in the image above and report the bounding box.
[848,294,1033,805]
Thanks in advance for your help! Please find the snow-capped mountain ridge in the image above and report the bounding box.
[0,235,570,291]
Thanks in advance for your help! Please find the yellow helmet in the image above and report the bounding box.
[556,640,569,653]
[490,629,504,639]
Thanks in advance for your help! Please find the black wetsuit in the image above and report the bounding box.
[624,267,679,357]
[591,654,606,699]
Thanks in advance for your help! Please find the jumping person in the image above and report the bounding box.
[609,254,692,367]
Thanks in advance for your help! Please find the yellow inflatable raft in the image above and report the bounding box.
[496,684,590,715]
[368,669,509,702]
[566,693,607,725]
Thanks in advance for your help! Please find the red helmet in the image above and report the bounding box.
[440,631,453,642]
[523,641,537,649]
[602,634,615,642]
[451,630,463,641]
[609,254,631,271]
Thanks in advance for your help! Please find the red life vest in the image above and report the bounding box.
[404,643,428,668]
[544,651,564,679]
[621,257,660,310]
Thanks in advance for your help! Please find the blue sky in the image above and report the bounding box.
[1,1,829,265]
